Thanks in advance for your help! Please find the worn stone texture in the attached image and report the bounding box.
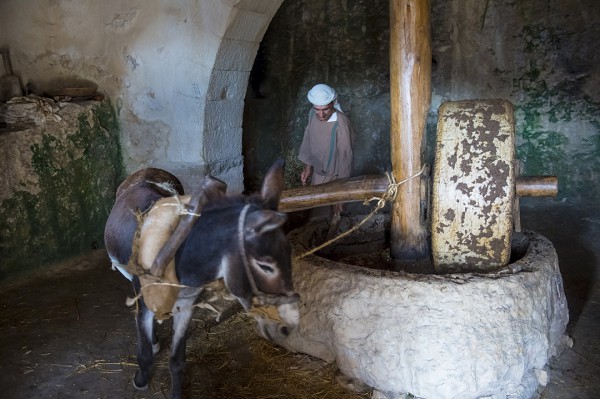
[1,98,111,200]
[432,100,516,271]
[0,97,123,279]
[205,125,243,159]
[224,9,272,42]
[429,0,600,202]
[279,221,568,399]
[0,127,42,200]
[0,0,283,194]
[207,70,250,101]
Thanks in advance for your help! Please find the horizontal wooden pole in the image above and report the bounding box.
[279,175,387,212]
[279,175,557,213]
[515,176,558,197]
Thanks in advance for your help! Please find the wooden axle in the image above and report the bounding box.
[278,175,557,213]
[515,176,558,197]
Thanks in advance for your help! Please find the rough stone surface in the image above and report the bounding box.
[204,126,243,160]
[0,97,123,279]
[432,100,515,271]
[204,99,245,130]
[207,70,250,101]
[278,218,569,399]
[0,0,282,194]
[429,0,600,203]
[215,39,261,72]
[245,0,600,202]
[224,9,271,42]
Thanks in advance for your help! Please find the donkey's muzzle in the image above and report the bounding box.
[249,292,300,342]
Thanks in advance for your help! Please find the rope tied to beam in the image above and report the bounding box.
[124,167,426,309]
[296,165,427,260]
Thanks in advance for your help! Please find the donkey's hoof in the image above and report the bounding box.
[132,374,149,391]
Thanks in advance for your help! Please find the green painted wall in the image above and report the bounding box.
[0,101,124,280]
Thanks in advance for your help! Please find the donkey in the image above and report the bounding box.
[104,159,300,399]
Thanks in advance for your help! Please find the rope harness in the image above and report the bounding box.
[237,204,300,317]
[125,168,424,319]
[127,202,299,321]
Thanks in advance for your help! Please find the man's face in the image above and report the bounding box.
[313,102,335,121]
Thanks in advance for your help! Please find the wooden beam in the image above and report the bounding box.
[279,175,558,213]
[515,176,558,197]
[279,176,388,212]
[389,0,431,259]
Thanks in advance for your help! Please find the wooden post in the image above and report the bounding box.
[389,0,431,259]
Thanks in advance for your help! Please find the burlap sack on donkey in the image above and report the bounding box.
[128,195,192,320]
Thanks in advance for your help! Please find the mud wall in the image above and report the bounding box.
[244,0,600,202]
[0,100,123,280]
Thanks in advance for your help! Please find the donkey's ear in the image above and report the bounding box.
[201,176,227,202]
[260,158,285,210]
[245,210,287,237]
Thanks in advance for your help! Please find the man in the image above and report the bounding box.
[298,83,353,217]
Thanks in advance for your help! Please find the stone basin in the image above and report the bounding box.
[276,215,569,399]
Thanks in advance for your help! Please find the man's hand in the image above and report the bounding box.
[300,165,312,186]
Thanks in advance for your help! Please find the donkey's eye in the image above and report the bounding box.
[252,257,277,276]
[256,262,275,274]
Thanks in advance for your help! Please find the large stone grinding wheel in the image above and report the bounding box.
[432,99,516,273]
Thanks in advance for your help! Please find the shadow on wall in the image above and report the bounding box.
[242,0,392,193]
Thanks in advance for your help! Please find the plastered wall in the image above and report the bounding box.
[0,0,283,193]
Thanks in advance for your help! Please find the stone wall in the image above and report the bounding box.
[244,0,391,191]
[244,0,600,203]
[0,1,287,279]
[0,0,284,193]
[0,98,123,280]
[430,0,600,203]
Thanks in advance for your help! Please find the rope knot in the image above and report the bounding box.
[298,165,427,260]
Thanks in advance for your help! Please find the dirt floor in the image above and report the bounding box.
[0,200,598,399]
[0,250,371,399]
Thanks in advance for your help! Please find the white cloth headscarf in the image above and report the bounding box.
[307,83,343,112]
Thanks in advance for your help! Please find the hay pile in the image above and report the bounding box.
[69,279,373,398]
[148,310,372,399]
[186,313,370,399]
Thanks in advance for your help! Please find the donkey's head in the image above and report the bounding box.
[224,159,300,342]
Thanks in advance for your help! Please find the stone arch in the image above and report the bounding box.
[0,0,286,194]
[201,0,284,193]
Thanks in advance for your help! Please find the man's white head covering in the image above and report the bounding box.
[307,83,342,111]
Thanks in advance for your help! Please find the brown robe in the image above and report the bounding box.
[298,111,353,184]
